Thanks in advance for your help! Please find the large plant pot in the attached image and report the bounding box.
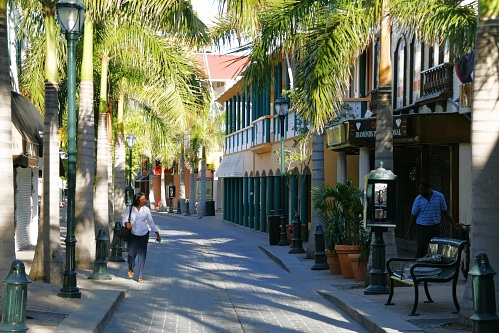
[348,253,368,282]
[326,250,342,275]
[335,245,361,279]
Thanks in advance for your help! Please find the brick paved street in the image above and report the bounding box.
[103,213,368,333]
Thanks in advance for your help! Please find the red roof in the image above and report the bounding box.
[195,54,248,80]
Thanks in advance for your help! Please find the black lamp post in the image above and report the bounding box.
[275,96,289,246]
[56,0,85,299]
[125,133,136,206]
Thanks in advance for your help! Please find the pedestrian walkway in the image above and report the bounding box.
[14,211,472,332]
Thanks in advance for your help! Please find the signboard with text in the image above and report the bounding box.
[348,116,409,141]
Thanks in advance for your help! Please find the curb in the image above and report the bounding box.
[316,289,424,333]
[54,289,125,333]
[260,243,425,333]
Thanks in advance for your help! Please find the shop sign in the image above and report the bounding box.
[326,123,347,146]
[348,116,409,141]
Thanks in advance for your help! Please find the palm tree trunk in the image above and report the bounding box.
[107,111,114,229]
[373,4,398,269]
[75,18,95,269]
[198,146,207,217]
[0,1,18,290]
[30,12,63,284]
[189,162,196,214]
[179,136,186,212]
[306,131,324,258]
[95,56,110,248]
[114,91,126,220]
[461,5,499,321]
[160,168,167,211]
[375,2,393,170]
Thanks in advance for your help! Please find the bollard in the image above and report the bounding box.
[469,252,499,333]
[89,229,112,280]
[0,260,31,332]
[289,214,305,254]
[108,222,126,262]
[169,198,174,213]
[185,199,190,216]
[176,199,182,214]
[311,225,329,270]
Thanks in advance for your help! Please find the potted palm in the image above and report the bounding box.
[312,179,370,279]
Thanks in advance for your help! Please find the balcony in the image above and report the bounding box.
[416,63,453,107]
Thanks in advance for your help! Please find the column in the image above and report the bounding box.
[359,147,370,191]
[254,176,260,230]
[337,151,347,184]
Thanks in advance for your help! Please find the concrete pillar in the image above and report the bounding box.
[337,151,347,184]
[359,147,370,191]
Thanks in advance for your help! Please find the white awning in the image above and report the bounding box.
[215,154,244,178]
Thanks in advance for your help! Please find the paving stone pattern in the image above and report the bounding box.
[103,214,368,333]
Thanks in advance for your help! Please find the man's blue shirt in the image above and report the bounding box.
[411,190,448,226]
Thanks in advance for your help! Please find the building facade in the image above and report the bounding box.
[216,24,472,248]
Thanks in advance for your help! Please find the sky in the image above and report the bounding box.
[191,0,220,26]
[191,0,242,55]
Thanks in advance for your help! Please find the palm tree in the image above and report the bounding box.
[71,0,209,267]
[16,0,65,283]
[0,0,17,293]
[74,14,96,269]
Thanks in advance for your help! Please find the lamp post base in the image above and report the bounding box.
[58,272,81,298]
[365,227,389,295]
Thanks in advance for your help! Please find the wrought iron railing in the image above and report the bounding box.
[420,63,453,98]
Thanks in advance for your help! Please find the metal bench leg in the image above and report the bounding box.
[452,277,460,314]
[410,283,420,316]
[385,278,395,305]
[423,282,434,303]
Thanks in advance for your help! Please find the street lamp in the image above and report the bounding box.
[125,133,136,206]
[275,95,289,246]
[56,0,85,299]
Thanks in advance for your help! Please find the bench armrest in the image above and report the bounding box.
[386,257,418,275]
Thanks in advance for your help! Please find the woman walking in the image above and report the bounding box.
[123,192,161,282]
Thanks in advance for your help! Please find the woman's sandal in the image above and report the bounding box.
[128,270,134,278]
[137,278,143,283]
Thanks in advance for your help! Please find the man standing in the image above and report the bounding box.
[406,180,456,258]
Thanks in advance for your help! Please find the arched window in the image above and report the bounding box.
[394,38,406,109]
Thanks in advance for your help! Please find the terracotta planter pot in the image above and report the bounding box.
[335,245,361,279]
[348,253,368,282]
[326,250,342,275]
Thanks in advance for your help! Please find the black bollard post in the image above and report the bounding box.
[289,214,305,254]
[108,222,126,262]
[0,260,31,332]
[185,199,190,216]
[176,199,182,214]
[169,198,174,213]
[469,252,499,333]
[89,229,112,280]
[311,225,329,270]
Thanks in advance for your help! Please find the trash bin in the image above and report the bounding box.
[268,215,281,245]
[205,200,215,216]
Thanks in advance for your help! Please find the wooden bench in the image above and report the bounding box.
[385,237,467,316]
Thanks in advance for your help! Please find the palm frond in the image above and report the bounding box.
[390,0,477,61]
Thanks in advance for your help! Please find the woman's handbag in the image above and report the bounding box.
[120,206,132,242]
